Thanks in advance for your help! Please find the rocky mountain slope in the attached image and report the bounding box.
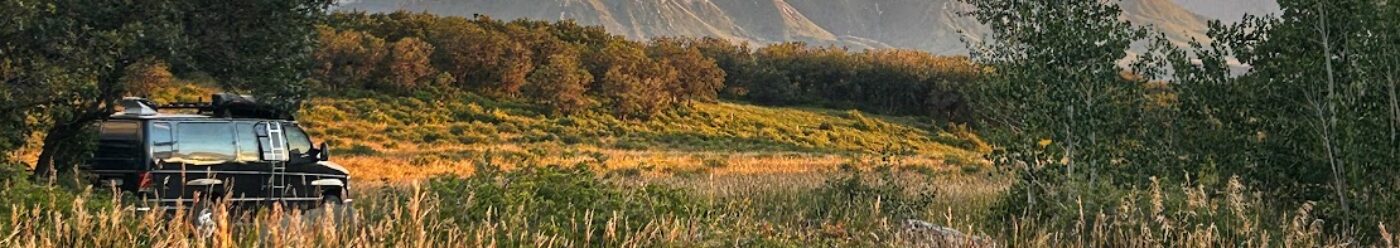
[1174,0,1281,22]
[338,0,1269,55]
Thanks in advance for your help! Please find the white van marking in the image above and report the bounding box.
[186,178,224,186]
[310,179,343,186]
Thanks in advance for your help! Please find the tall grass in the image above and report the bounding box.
[2,157,1393,247]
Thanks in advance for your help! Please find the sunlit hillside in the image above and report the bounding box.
[295,89,988,182]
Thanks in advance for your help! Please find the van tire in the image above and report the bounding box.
[316,194,354,226]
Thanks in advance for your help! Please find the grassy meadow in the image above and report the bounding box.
[297,90,987,182]
[8,0,1400,246]
[3,85,1393,247]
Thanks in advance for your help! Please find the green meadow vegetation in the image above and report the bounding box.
[3,0,1400,247]
[300,90,983,158]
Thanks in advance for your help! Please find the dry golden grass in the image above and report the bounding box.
[333,143,960,183]
[2,168,1390,247]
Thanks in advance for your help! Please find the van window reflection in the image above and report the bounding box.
[171,122,236,165]
[151,122,174,160]
[236,122,260,162]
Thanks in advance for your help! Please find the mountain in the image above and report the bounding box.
[1117,0,1225,49]
[1173,0,1281,22]
[337,0,1241,55]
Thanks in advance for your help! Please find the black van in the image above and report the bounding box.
[86,94,350,212]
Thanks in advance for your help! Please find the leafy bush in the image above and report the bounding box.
[425,159,707,246]
[335,144,380,156]
[807,165,937,222]
[933,123,992,154]
[0,162,115,227]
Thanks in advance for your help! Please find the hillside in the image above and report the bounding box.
[338,0,1218,54]
[1174,0,1281,22]
[1122,0,1212,46]
[295,91,986,182]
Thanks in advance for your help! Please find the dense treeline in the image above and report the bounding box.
[708,41,980,121]
[318,12,724,119]
[316,12,979,121]
[1172,0,1400,229]
[964,0,1400,241]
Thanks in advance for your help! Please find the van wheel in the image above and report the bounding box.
[321,194,343,210]
[315,194,354,226]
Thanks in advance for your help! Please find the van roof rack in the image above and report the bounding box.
[120,93,294,120]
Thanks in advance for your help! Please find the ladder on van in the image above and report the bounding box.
[269,162,288,196]
[264,123,290,199]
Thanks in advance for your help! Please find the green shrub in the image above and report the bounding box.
[807,165,937,222]
[846,110,881,132]
[426,160,706,246]
[456,134,489,144]
[418,130,445,143]
[958,164,983,175]
[614,138,650,150]
[932,124,992,154]
[336,144,380,156]
[607,167,644,178]
[0,162,116,227]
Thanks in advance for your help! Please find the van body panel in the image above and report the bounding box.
[85,116,350,210]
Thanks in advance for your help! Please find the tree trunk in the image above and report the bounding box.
[1388,50,1399,143]
[31,57,131,180]
[1315,3,1349,213]
[33,121,87,181]
[1389,69,1398,143]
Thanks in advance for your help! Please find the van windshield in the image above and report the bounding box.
[284,125,313,156]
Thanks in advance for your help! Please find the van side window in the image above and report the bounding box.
[236,122,260,162]
[151,122,174,160]
[285,125,313,156]
[92,121,141,169]
[172,122,236,165]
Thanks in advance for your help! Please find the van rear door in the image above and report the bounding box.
[89,120,144,190]
[91,120,143,171]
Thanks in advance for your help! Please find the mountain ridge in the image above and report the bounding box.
[338,0,1254,55]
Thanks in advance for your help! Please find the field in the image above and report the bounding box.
[8,0,1400,246]
[4,87,1016,247]
[3,88,1389,247]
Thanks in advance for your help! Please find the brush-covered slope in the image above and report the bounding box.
[338,0,1224,54]
[295,91,987,181]
[300,92,983,157]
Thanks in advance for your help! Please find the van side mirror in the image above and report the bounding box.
[317,142,330,161]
